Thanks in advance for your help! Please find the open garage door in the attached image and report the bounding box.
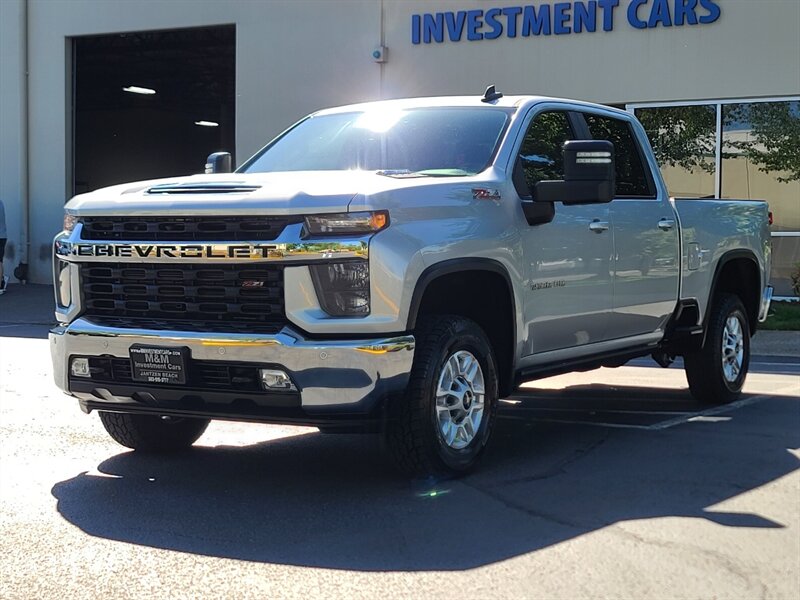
[72,25,235,195]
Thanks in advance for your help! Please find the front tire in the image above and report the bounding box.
[384,316,499,478]
[98,412,210,452]
[684,293,751,404]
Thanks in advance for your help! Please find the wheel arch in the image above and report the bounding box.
[706,250,762,337]
[407,258,517,397]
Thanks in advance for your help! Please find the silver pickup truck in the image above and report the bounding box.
[50,89,773,477]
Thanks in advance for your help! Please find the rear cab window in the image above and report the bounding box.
[582,113,656,198]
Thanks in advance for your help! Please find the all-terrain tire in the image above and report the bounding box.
[684,293,751,404]
[384,315,499,478]
[98,412,210,452]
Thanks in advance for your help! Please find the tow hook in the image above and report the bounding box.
[651,351,674,368]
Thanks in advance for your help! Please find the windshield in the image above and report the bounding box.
[240,108,512,176]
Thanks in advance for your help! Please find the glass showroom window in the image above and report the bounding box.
[635,105,716,198]
[631,98,800,298]
[722,101,800,297]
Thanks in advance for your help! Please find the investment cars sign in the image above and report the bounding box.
[411,0,721,43]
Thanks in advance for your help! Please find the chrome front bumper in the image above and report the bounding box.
[50,318,414,417]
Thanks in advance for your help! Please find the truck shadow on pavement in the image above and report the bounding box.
[51,389,799,571]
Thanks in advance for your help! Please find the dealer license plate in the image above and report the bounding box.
[130,345,188,385]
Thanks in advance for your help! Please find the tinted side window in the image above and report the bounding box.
[584,114,654,197]
[518,111,575,191]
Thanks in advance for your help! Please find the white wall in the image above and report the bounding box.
[0,0,25,284]
[381,0,800,103]
[14,0,383,283]
[2,0,799,283]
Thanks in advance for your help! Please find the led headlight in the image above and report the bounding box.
[310,261,370,317]
[304,211,388,236]
[63,212,78,232]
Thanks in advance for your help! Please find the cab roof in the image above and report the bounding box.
[312,94,631,117]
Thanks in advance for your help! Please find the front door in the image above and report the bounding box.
[516,110,614,355]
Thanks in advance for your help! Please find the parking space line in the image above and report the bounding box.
[500,394,771,431]
[648,394,771,430]
[502,406,694,416]
[499,414,656,430]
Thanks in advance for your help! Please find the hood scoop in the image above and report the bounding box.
[146,182,262,195]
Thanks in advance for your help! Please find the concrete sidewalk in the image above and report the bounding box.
[0,283,797,357]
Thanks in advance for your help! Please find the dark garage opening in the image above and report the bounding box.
[72,25,235,195]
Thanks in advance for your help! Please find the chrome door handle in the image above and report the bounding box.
[589,220,609,233]
[658,218,675,231]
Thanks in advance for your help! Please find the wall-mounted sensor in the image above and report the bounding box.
[372,46,387,63]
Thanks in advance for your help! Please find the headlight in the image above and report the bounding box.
[310,261,370,317]
[304,211,388,236]
[63,212,78,232]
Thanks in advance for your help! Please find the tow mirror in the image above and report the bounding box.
[533,140,615,205]
[205,152,232,174]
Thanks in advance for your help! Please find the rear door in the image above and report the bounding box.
[578,111,680,339]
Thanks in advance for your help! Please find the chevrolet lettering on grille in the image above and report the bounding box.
[70,243,278,259]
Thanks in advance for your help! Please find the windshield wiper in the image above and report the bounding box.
[376,168,474,178]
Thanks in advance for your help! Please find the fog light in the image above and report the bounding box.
[259,369,295,390]
[309,261,370,317]
[70,358,91,378]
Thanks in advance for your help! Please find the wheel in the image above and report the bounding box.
[98,411,210,452]
[684,293,751,404]
[384,315,499,478]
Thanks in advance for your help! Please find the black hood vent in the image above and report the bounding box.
[146,182,261,195]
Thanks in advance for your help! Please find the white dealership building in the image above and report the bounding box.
[1,0,798,295]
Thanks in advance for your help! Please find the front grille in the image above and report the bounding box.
[81,216,301,241]
[81,263,285,329]
[82,316,284,334]
[84,356,266,392]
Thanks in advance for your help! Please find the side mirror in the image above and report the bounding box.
[533,140,615,205]
[205,152,232,174]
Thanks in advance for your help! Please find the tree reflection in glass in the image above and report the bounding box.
[636,105,717,198]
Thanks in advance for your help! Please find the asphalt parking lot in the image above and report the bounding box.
[1,287,798,599]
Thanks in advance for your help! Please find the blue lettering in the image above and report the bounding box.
[674,0,698,25]
[445,11,466,41]
[412,14,421,44]
[627,0,648,29]
[466,10,484,40]
[554,3,572,34]
[574,1,597,33]
[698,0,721,24]
[484,8,504,39]
[598,0,619,31]
[648,0,673,27]
[502,6,523,37]
[522,4,551,36]
[423,13,444,43]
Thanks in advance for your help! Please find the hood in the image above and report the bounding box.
[64,171,412,216]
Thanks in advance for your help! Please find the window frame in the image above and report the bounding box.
[626,95,800,200]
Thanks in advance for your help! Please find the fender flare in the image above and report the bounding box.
[407,258,516,330]
[703,249,761,339]
[406,258,517,396]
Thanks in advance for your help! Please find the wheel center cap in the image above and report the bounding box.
[463,390,473,409]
